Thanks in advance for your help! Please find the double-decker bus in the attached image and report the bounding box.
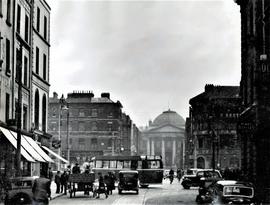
[90,155,163,187]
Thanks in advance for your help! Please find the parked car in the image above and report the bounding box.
[196,180,256,205]
[4,176,38,205]
[118,171,139,194]
[181,169,222,189]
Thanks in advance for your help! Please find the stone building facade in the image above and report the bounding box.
[235,0,270,201]
[140,110,186,169]
[0,0,52,178]
[48,91,139,166]
[186,84,242,170]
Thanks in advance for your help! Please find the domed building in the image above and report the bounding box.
[140,110,186,169]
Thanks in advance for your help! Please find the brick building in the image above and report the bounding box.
[235,0,270,201]
[48,91,139,166]
[186,84,242,170]
[0,0,53,179]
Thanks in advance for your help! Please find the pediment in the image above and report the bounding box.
[146,124,184,133]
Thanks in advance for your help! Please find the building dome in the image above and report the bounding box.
[152,110,185,128]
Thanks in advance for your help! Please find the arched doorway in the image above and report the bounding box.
[197,157,205,169]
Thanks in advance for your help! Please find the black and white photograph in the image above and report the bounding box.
[0,0,269,204]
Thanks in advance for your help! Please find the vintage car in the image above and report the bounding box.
[118,170,139,194]
[197,180,256,205]
[4,176,38,205]
[181,169,222,189]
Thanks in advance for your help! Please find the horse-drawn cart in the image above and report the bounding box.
[68,173,95,198]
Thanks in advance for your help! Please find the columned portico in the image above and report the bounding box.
[141,110,186,169]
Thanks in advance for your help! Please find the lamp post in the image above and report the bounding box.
[58,94,65,170]
[208,115,216,171]
[62,104,70,164]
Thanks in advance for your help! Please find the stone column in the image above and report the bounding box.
[147,139,150,155]
[182,141,185,169]
[151,140,155,155]
[162,139,165,166]
[172,140,176,167]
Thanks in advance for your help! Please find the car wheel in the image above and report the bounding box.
[182,185,190,189]
[136,189,139,195]
[11,193,31,205]
[118,189,122,194]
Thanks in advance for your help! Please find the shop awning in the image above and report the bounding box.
[8,130,46,163]
[0,127,35,162]
[42,146,69,164]
[23,135,54,163]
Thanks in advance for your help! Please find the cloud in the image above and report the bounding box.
[48,0,241,126]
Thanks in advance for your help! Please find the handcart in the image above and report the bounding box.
[68,173,95,198]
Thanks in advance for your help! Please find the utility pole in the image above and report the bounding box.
[66,106,70,163]
[16,43,23,177]
[208,115,215,171]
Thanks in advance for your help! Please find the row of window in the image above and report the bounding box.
[66,137,112,151]
[5,91,45,132]
[2,36,37,86]
[52,108,115,118]
[4,92,28,130]
[197,135,238,149]
[35,47,47,80]
[1,17,48,82]
[0,0,12,25]
[194,122,236,131]
[16,4,30,43]
[36,6,48,41]
[49,121,115,132]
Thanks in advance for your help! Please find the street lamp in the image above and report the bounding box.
[58,94,66,170]
[208,115,216,171]
[62,105,70,164]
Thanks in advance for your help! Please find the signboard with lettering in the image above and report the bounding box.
[237,122,255,134]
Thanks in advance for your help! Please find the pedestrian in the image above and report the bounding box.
[96,172,108,199]
[32,173,51,205]
[48,167,53,182]
[54,171,61,194]
[84,167,91,195]
[72,163,81,174]
[66,165,71,175]
[177,168,182,182]
[107,172,116,194]
[104,174,110,195]
[169,168,174,184]
[60,171,68,194]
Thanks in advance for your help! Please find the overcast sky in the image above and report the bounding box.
[47,0,241,127]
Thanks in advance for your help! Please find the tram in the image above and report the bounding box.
[90,155,163,187]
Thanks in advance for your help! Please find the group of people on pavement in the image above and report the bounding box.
[54,170,69,194]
